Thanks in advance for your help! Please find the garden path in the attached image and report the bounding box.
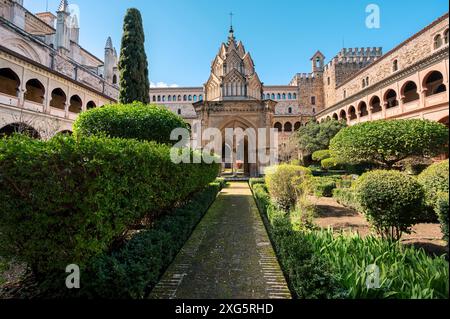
[149,182,291,299]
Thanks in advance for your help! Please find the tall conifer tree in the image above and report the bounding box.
[118,8,150,104]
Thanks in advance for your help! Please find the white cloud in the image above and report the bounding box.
[150,81,179,88]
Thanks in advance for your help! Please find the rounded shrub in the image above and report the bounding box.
[354,170,424,241]
[435,192,449,244]
[73,102,188,144]
[312,150,331,162]
[321,158,343,171]
[417,160,449,206]
[265,164,312,211]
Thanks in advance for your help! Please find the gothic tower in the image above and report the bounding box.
[56,0,70,52]
[204,26,263,101]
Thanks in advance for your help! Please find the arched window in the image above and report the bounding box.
[402,81,419,103]
[370,96,382,113]
[271,93,275,100]
[284,122,293,132]
[294,122,302,131]
[50,88,66,110]
[384,90,398,108]
[445,29,449,44]
[348,106,357,120]
[173,95,177,101]
[293,93,297,100]
[0,123,40,139]
[69,95,83,113]
[199,95,203,101]
[358,102,368,117]
[188,95,192,101]
[157,95,161,102]
[112,74,117,85]
[168,95,172,102]
[87,101,96,110]
[277,93,281,100]
[274,122,282,132]
[339,110,347,120]
[0,68,20,97]
[177,109,182,115]
[424,71,446,96]
[288,93,292,100]
[332,113,338,120]
[193,95,197,102]
[152,96,156,102]
[362,79,366,88]
[25,79,45,104]
[366,77,369,86]
[183,95,187,101]
[162,95,166,102]
[282,93,286,100]
[288,107,292,114]
[392,59,398,72]
[434,34,443,49]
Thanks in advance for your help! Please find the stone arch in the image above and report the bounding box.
[358,102,369,117]
[0,68,20,96]
[0,122,40,139]
[69,95,83,113]
[348,105,357,120]
[423,70,446,96]
[370,96,382,113]
[25,79,45,104]
[332,113,338,120]
[294,122,302,131]
[384,89,399,108]
[86,101,96,110]
[274,122,282,132]
[50,88,66,110]
[401,81,419,103]
[3,38,43,64]
[284,122,292,132]
[339,109,347,120]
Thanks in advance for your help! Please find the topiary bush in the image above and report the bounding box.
[312,150,331,162]
[321,158,343,171]
[73,102,188,145]
[354,170,424,241]
[435,192,449,244]
[265,164,312,211]
[0,134,219,288]
[330,119,449,169]
[418,160,449,206]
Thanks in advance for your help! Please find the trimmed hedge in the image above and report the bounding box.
[249,177,265,188]
[418,160,449,206]
[354,170,424,241]
[305,176,339,198]
[78,182,222,298]
[0,135,219,287]
[73,102,188,145]
[251,183,341,299]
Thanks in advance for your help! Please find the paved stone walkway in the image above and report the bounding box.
[149,182,291,299]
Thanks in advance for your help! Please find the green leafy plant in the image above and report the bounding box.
[418,160,449,206]
[73,102,188,145]
[435,192,449,244]
[265,164,312,211]
[312,150,331,162]
[354,170,424,241]
[330,120,449,169]
[0,135,219,288]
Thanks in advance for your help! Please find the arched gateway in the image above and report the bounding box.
[193,27,277,177]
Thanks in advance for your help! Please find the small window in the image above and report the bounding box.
[366,77,369,86]
[288,107,292,114]
[362,79,366,88]
[327,77,330,85]
[393,59,398,72]
[152,96,156,102]
[183,95,187,101]
[344,90,347,98]
[434,34,443,49]
[277,93,281,100]
[177,109,181,115]
[311,96,316,105]
[157,95,161,102]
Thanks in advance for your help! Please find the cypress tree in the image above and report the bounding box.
[118,8,150,104]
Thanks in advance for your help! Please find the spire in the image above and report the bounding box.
[105,37,113,50]
[57,0,69,13]
[71,14,79,29]
[227,12,236,47]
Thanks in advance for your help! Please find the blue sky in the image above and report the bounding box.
[25,0,448,87]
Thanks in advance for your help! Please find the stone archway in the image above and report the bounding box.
[218,117,258,177]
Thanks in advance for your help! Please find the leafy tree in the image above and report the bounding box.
[118,8,150,104]
[330,119,448,169]
[293,120,346,160]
